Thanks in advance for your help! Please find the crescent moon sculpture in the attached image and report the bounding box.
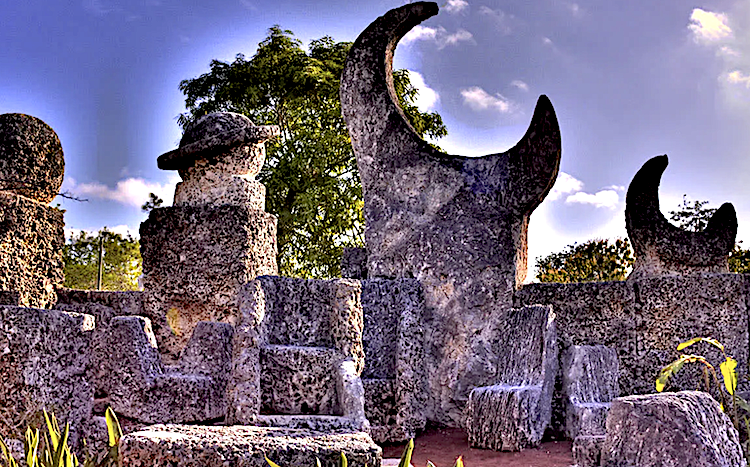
[625,155,736,279]
[340,2,561,425]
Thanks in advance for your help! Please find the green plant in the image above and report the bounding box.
[657,337,750,457]
[0,408,121,467]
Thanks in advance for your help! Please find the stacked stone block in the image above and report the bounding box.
[140,112,279,361]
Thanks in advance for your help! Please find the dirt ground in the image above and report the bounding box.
[380,427,574,467]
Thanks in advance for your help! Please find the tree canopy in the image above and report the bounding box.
[177,26,446,278]
[63,229,142,291]
[535,238,635,283]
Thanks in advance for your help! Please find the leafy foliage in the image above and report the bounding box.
[668,195,750,273]
[656,337,750,459]
[63,230,141,291]
[178,26,446,278]
[0,408,121,467]
[535,238,635,283]
[140,193,163,213]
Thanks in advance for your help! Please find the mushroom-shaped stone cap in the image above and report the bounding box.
[0,113,64,203]
[158,112,279,171]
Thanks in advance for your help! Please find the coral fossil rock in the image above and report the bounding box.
[0,114,65,308]
[341,1,561,424]
[601,391,744,467]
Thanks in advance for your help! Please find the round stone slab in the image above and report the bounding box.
[158,112,279,171]
[0,114,64,203]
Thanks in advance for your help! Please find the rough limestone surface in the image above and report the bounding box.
[562,345,618,439]
[55,289,144,316]
[106,316,233,424]
[119,425,382,467]
[514,275,748,396]
[465,305,557,451]
[140,205,277,362]
[360,278,426,442]
[573,435,605,467]
[0,307,93,449]
[340,1,561,425]
[600,391,744,467]
[0,192,64,308]
[0,113,64,203]
[626,155,736,279]
[227,277,366,431]
[341,247,368,279]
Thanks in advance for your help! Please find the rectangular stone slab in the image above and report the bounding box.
[119,425,382,467]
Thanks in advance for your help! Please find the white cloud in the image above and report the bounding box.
[64,175,178,208]
[239,0,256,10]
[567,2,583,17]
[402,25,474,49]
[407,70,439,111]
[719,46,740,57]
[444,0,468,14]
[542,37,553,46]
[402,25,438,44]
[565,189,620,209]
[689,8,732,44]
[726,70,750,87]
[547,172,583,201]
[460,86,515,113]
[479,6,512,35]
[510,80,529,92]
[65,224,140,240]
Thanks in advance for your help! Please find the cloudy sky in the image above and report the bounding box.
[3,0,750,279]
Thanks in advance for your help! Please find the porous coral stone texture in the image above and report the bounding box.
[0,114,64,203]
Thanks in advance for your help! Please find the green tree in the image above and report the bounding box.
[535,238,635,283]
[177,26,447,278]
[63,229,142,291]
[668,195,750,273]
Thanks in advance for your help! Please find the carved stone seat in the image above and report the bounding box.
[465,305,557,451]
[227,277,368,432]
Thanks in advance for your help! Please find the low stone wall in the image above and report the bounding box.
[514,274,750,396]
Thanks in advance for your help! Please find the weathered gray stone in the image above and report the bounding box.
[106,316,232,424]
[341,1,561,425]
[466,305,557,451]
[227,277,367,432]
[0,113,64,203]
[0,306,93,449]
[55,289,144,316]
[562,345,618,439]
[119,425,382,467]
[572,435,605,467]
[626,155,736,279]
[341,247,368,279]
[0,192,64,308]
[601,391,744,467]
[361,278,426,442]
[140,205,277,362]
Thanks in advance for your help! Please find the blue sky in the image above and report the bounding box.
[3,0,750,278]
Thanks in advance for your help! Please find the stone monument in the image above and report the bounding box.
[140,112,279,361]
[340,1,562,424]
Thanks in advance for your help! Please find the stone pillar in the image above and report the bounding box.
[0,114,65,308]
[140,112,279,361]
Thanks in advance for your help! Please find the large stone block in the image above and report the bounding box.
[119,425,382,467]
[0,192,64,308]
[600,391,744,467]
[0,307,93,448]
[140,204,277,361]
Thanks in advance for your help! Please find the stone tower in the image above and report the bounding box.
[140,112,279,361]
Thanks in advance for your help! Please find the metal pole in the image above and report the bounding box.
[96,233,104,290]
